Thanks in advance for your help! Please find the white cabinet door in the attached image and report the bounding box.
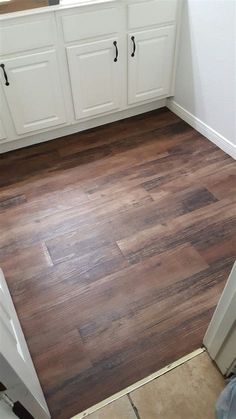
[67,38,122,119]
[0,119,6,141]
[0,50,66,135]
[128,26,175,104]
[0,268,50,418]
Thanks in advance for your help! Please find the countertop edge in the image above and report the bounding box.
[0,0,119,21]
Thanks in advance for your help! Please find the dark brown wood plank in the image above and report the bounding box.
[0,107,235,419]
[117,199,236,264]
[33,329,92,390]
[0,194,26,212]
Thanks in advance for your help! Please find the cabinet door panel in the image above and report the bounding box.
[0,119,6,141]
[128,0,178,30]
[67,39,122,119]
[0,50,66,135]
[128,26,175,104]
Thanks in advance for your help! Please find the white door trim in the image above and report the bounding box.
[203,262,236,375]
[0,268,50,418]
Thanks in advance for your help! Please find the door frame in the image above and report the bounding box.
[0,268,50,419]
[204,262,236,376]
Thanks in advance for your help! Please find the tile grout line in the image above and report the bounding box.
[127,394,142,419]
[72,347,206,419]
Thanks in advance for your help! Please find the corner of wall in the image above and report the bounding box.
[167,98,236,160]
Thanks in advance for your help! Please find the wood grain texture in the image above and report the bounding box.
[0,108,235,419]
[0,0,48,14]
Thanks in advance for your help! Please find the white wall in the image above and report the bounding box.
[169,0,236,158]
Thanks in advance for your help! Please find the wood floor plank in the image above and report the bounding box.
[141,150,231,195]
[33,329,92,390]
[0,243,53,282]
[9,241,129,321]
[58,108,181,158]
[117,198,236,264]
[197,235,236,265]
[83,133,217,197]
[206,172,236,200]
[0,108,235,419]
[76,244,209,360]
[0,194,26,212]
[0,186,153,258]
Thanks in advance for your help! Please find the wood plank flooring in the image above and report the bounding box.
[0,108,235,419]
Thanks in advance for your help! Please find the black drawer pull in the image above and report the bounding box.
[0,64,9,86]
[131,36,136,57]
[113,41,118,62]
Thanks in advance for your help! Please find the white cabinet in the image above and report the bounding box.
[128,0,178,30]
[0,0,180,152]
[128,26,175,104]
[67,38,122,120]
[0,50,66,135]
[0,119,6,141]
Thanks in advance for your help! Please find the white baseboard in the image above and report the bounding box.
[0,99,166,154]
[167,99,236,160]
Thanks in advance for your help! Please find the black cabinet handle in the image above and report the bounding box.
[0,64,9,86]
[131,36,136,57]
[113,41,118,62]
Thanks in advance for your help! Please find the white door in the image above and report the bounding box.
[0,268,50,418]
[67,38,122,119]
[0,50,66,135]
[204,262,236,376]
[0,399,16,418]
[128,26,175,104]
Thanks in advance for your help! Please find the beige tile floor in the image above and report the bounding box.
[87,352,225,419]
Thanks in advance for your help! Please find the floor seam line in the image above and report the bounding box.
[71,348,205,418]
[128,394,141,419]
